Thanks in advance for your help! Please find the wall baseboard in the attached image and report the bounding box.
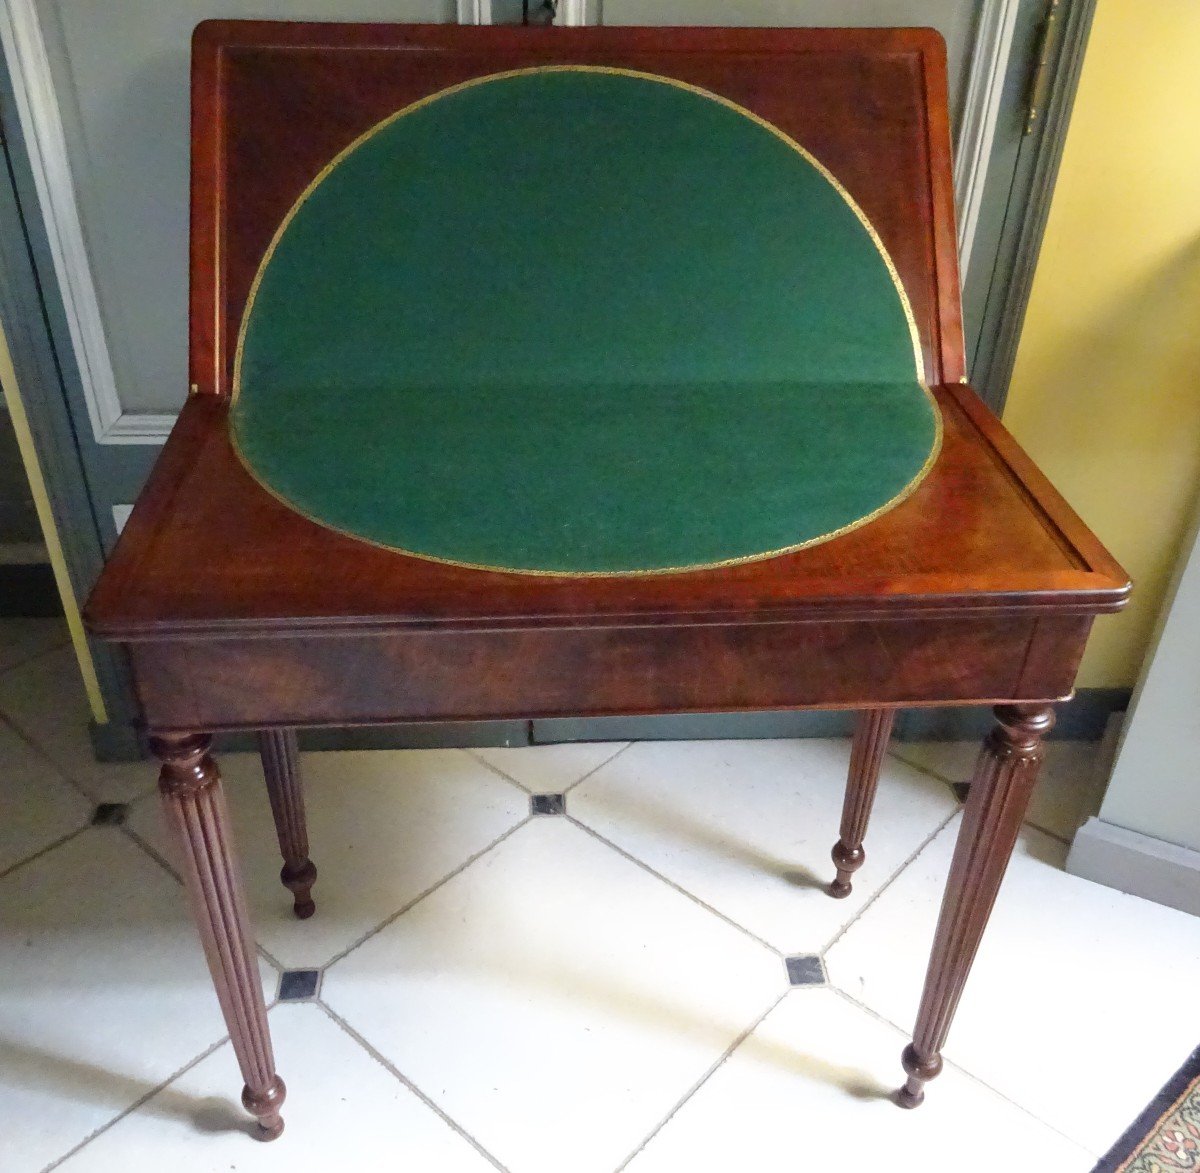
[1067,817,1200,918]
[88,687,1131,762]
[897,688,1130,742]
[89,718,531,763]
[537,689,1129,744]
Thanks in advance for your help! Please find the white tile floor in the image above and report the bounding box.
[2,619,1197,1172]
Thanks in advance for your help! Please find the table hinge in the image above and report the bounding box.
[1025,0,1062,135]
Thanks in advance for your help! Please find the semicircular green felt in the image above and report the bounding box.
[231,67,939,575]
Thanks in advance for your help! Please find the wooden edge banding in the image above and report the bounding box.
[189,29,220,395]
[918,36,967,384]
[946,383,1131,590]
[82,399,217,621]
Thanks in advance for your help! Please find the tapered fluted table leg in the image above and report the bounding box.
[152,733,286,1140]
[829,708,895,898]
[897,703,1054,1108]
[258,728,317,919]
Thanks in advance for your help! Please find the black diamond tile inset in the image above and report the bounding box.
[91,802,128,827]
[531,793,566,816]
[278,969,320,1001]
[785,954,826,987]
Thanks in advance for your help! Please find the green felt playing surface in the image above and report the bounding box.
[231,67,939,574]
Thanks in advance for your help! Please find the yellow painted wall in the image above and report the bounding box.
[1003,1,1200,687]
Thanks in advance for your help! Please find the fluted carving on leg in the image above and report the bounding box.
[897,703,1054,1109]
[153,733,286,1140]
[829,708,895,898]
[258,728,317,919]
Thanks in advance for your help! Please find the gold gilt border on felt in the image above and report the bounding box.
[228,65,944,578]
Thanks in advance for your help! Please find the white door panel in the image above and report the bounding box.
[30,0,455,418]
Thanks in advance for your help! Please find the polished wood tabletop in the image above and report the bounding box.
[85,21,1129,1141]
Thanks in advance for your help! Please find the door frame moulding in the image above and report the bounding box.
[0,0,175,445]
[970,0,1096,409]
[955,0,1020,283]
[4,0,1050,447]
[557,0,602,24]
[458,1,601,23]
[0,50,139,729]
[456,0,492,22]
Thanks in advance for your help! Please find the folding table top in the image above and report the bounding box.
[231,64,938,575]
[86,23,1127,638]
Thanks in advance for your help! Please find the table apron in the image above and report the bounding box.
[129,614,1092,732]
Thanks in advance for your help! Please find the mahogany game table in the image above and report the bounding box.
[85,21,1130,1139]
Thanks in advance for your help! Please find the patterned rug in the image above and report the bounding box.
[1094,1044,1200,1171]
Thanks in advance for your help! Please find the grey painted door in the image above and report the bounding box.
[2,0,1060,747]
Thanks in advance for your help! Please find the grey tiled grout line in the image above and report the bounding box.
[0,823,91,883]
[1,790,288,980]
[888,744,1080,844]
[613,988,792,1172]
[38,978,285,1173]
[319,815,534,973]
[567,814,786,957]
[37,1032,239,1173]
[0,629,71,681]
[0,708,287,974]
[314,1000,513,1173]
[256,940,287,977]
[887,744,969,789]
[819,805,962,957]
[119,821,183,884]
[7,718,1087,1170]
[466,739,633,794]
[0,694,153,815]
[887,747,968,811]
[0,709,90,797]
[1026,821,1072,846]
[100,742,957,1165]
[826,986,1098,1158]
[0,705,112,882]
